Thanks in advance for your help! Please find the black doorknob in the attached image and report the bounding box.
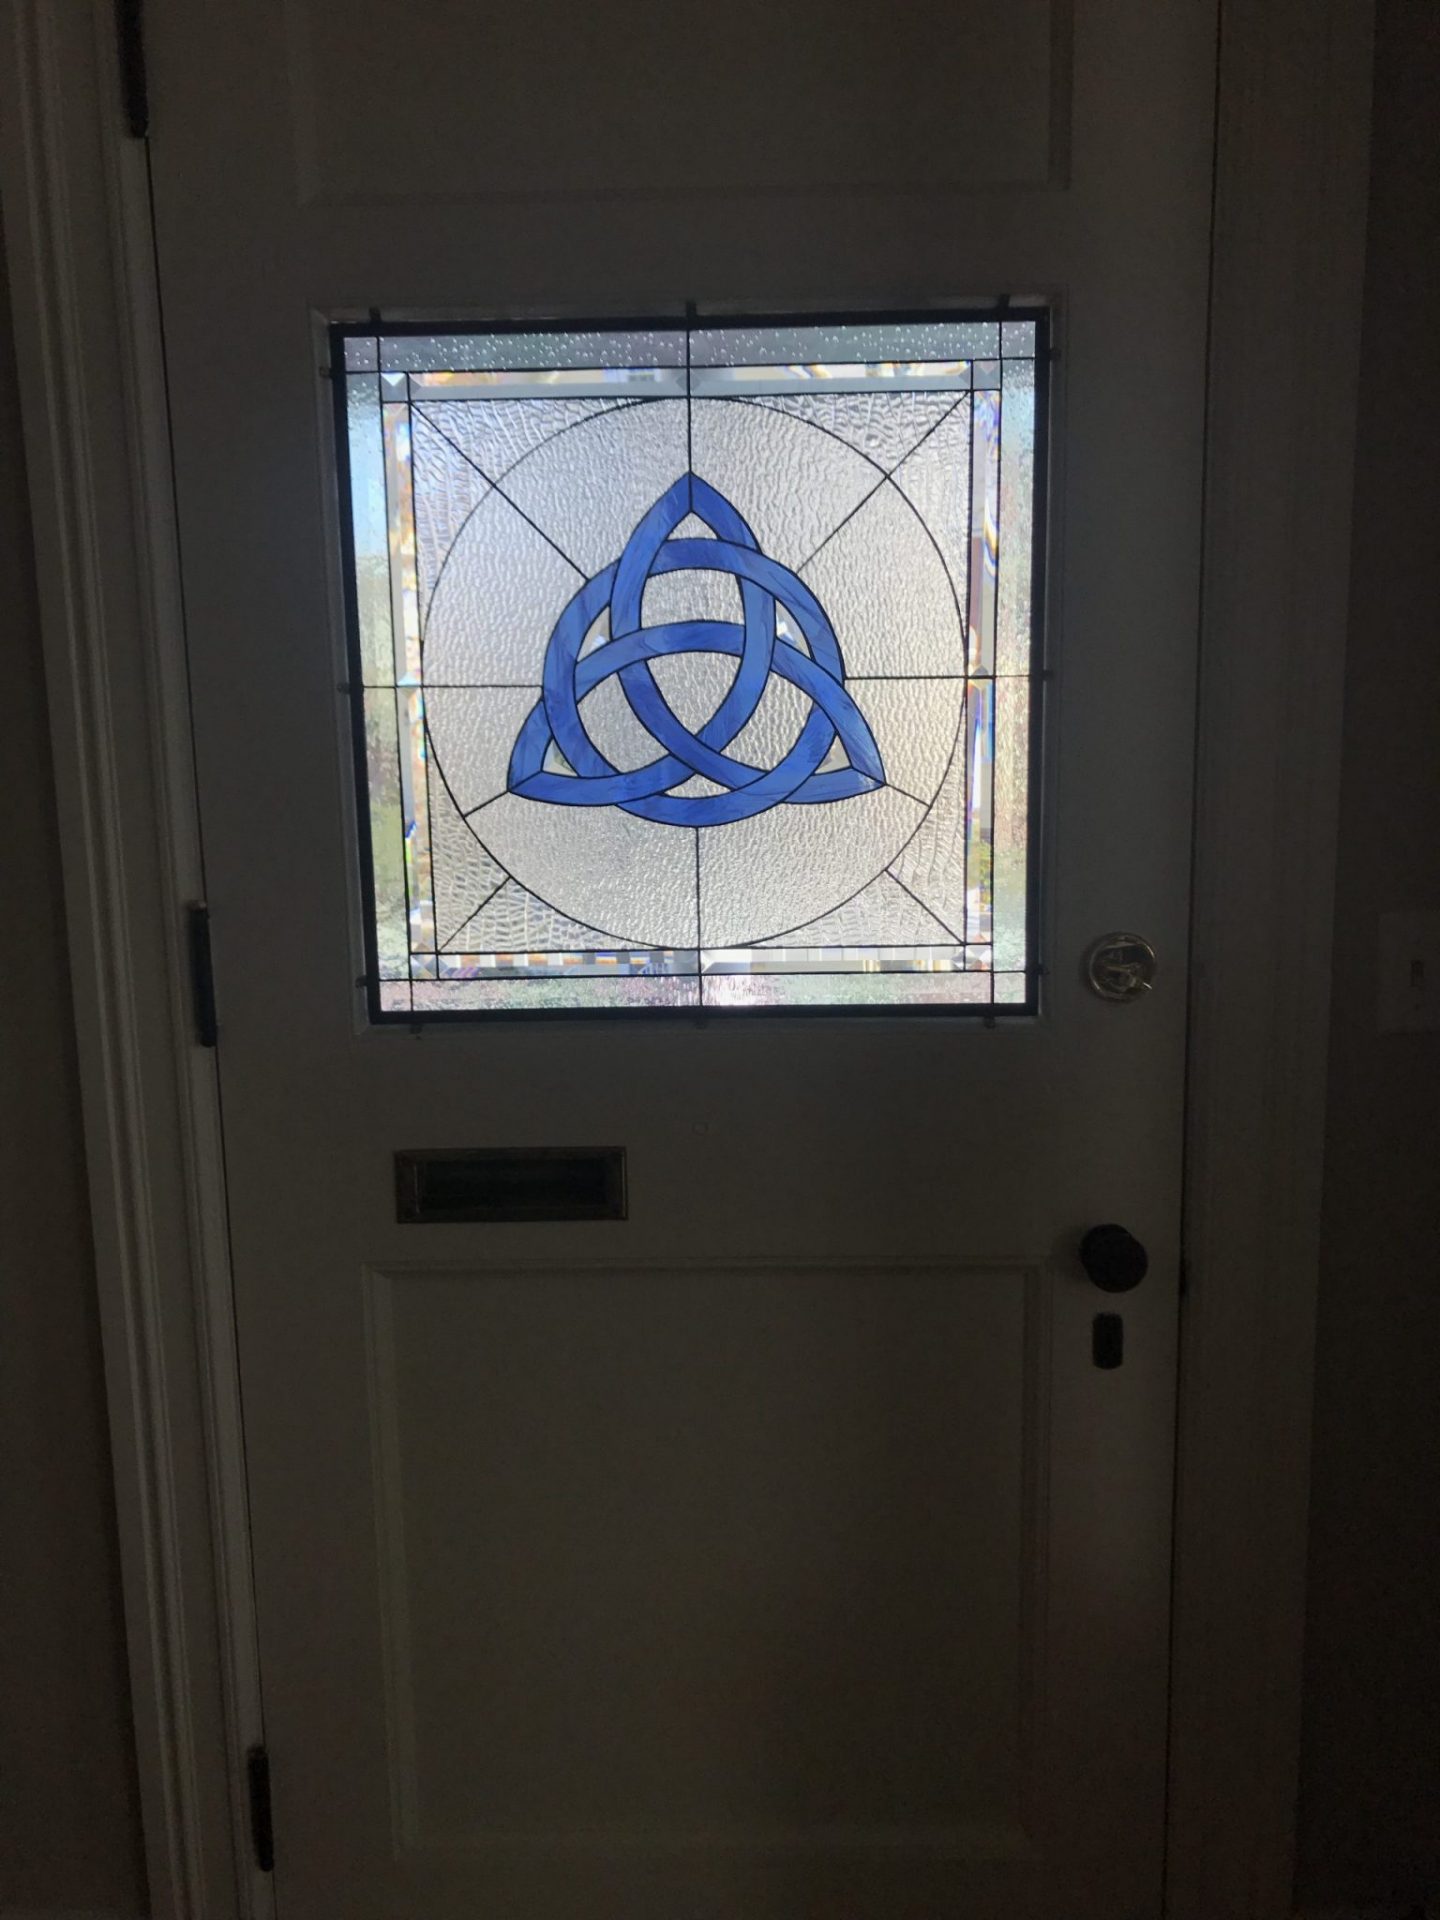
[1079,1223,1149,1293]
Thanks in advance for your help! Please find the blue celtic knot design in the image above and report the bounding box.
[507,475,885,826]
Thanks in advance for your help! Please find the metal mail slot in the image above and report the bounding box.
[395,1147,627,1224]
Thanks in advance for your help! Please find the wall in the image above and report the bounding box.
[1295,0,1440,1909]
[0,217,148,1915]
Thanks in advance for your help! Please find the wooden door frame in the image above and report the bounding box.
[0,3,1373,1914]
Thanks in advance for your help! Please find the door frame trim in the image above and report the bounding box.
[0,2,1372,1915]
[0,9,270,1917]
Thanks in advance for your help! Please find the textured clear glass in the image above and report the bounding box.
[703,972,993,1008]
[693,363,973,398]
[742,391,964,475]
[689,398,874,571]
[411,976,701,1011]
[752,872,957,947]
[502,400,688,574]
[804,484,968,676]
[888,716,969,945]
[339,316,1043,1016]
[414,396,624,490]
[379,330,686,372]
[411,411,491,625]
[890,399,972,621]
[691,321,1000,366]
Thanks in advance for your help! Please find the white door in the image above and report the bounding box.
[145,4,1215,1914]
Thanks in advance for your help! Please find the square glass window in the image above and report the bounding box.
[335,312,1046,1018]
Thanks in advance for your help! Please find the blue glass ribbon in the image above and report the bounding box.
[507,475,884,826]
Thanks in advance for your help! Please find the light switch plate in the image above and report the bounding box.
[1377,910,1440,1033]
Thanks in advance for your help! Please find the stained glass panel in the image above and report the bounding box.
[336,312,1046,1018]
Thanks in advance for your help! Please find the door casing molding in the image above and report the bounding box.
[0,2,1372,1915]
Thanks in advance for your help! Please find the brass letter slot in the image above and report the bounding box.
[395,1147,627,1224]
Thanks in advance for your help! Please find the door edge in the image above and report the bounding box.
[1169,2,1375,1916]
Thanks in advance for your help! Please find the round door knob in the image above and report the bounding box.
[1079,1223,1149,1293]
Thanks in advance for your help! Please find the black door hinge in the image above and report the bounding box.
[114,0,149,139]
[246,1744,275,1873]
[186,903,218,1048]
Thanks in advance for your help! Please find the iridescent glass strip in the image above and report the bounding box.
[346,375,391,685]
[381,402,421,685]
[362,690,409,979]
[965,677,995,945]
[997,360,1036,678]
[968,391,1000,674]
[992,676,1029,974]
